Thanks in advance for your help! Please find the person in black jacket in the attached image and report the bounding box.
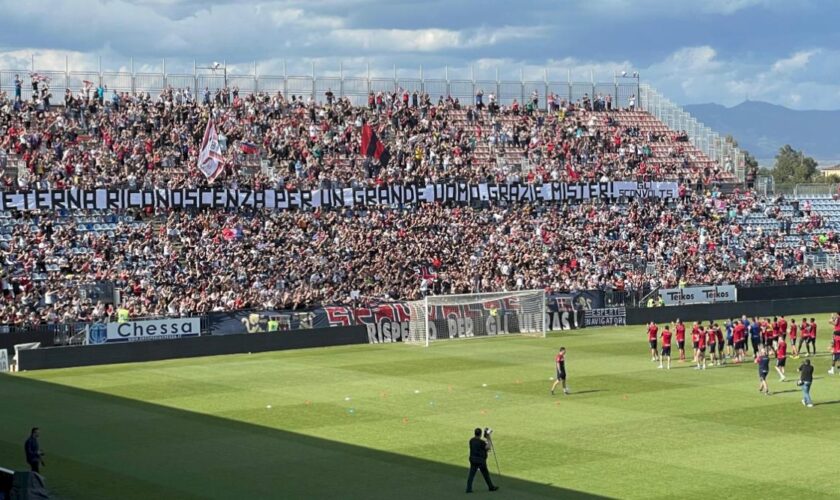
[466,428,499,493]
[24,427,45,473]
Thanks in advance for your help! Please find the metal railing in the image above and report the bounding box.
[793,183,839,198]
[2,64,640,110]
[638,84,746,182]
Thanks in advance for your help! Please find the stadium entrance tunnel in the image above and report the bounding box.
[0,375,606,500]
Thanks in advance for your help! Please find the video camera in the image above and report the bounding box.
[483,427,493,439]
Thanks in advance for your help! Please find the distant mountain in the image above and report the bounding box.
[682,101,840,164]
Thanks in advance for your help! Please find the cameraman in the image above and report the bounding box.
[466,428,499,493]
[798,359,814,408]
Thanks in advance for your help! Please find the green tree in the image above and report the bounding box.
[772,145,820,184]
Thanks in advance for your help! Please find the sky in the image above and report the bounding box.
[1,0,839,110]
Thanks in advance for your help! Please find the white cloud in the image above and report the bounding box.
[772,49,819,73]
[328,26,539,53]
[581,0,787,16]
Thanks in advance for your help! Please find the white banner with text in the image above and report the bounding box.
[0,181,677,212]
[87,318,201,344]
[659,285,737,306]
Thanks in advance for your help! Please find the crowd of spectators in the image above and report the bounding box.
[0,80,838,325]
[2,78,728,193]
[1,189,838,325]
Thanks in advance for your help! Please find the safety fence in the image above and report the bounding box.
[1,67,639,111]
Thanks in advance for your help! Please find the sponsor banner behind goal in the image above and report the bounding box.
[200,294,586,343]
[584,308,627,327]
[87,318,201,344]
[0,181,677,212]
[659,285,737,306]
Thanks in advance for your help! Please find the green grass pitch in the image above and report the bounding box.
[2,313,839,499]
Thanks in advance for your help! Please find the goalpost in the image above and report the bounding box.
[406,290,547,346]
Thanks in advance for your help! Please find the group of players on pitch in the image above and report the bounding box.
[646,314,840,376]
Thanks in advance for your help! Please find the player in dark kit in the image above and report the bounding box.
[659,325,672,370]
[725,319,734,359]
[551,347,569,395]
[775,336,787,382]
[749,318,762,357]
[755,347,771,396]
[675,320,687,362]
[647,322,659,362]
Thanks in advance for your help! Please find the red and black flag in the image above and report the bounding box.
[360,123,390,167]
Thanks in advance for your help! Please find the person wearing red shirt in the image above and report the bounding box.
[829,332,840,375]
[691,322,700,363]
[799,318,811,357]
[647,322,659,362]
[789,321,799,358]
[775,337,788,382]
[675,320,687,362]
[696,326,707,370]
[809,318,818,357]
[778,316,788,339]
[714,323,725,365]
[733,320,746,363]
[551,347,569,395]
[659,325,673,370]
[707,322,718,367]
[763,318,777,356]
[829,313,840,375]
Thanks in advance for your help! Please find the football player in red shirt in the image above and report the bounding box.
[659,325,673,370]
[809,318,818,356]
[707,322,718,367]
[763,318,777,356]
[778,315,788,339]
[691,322,701,363]
[830,331,840,375]
[714,323,726,366]
[647,322,659,362]
[551,347,569,395]
[799,318,811,357]
[789,320,799,358]
[829,313,840,375]
[775,336,788,382]
[675,319,687,362]
[732,319,746,363]
[695,325,707,370]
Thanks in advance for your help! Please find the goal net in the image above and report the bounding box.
[406,290,546,346]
